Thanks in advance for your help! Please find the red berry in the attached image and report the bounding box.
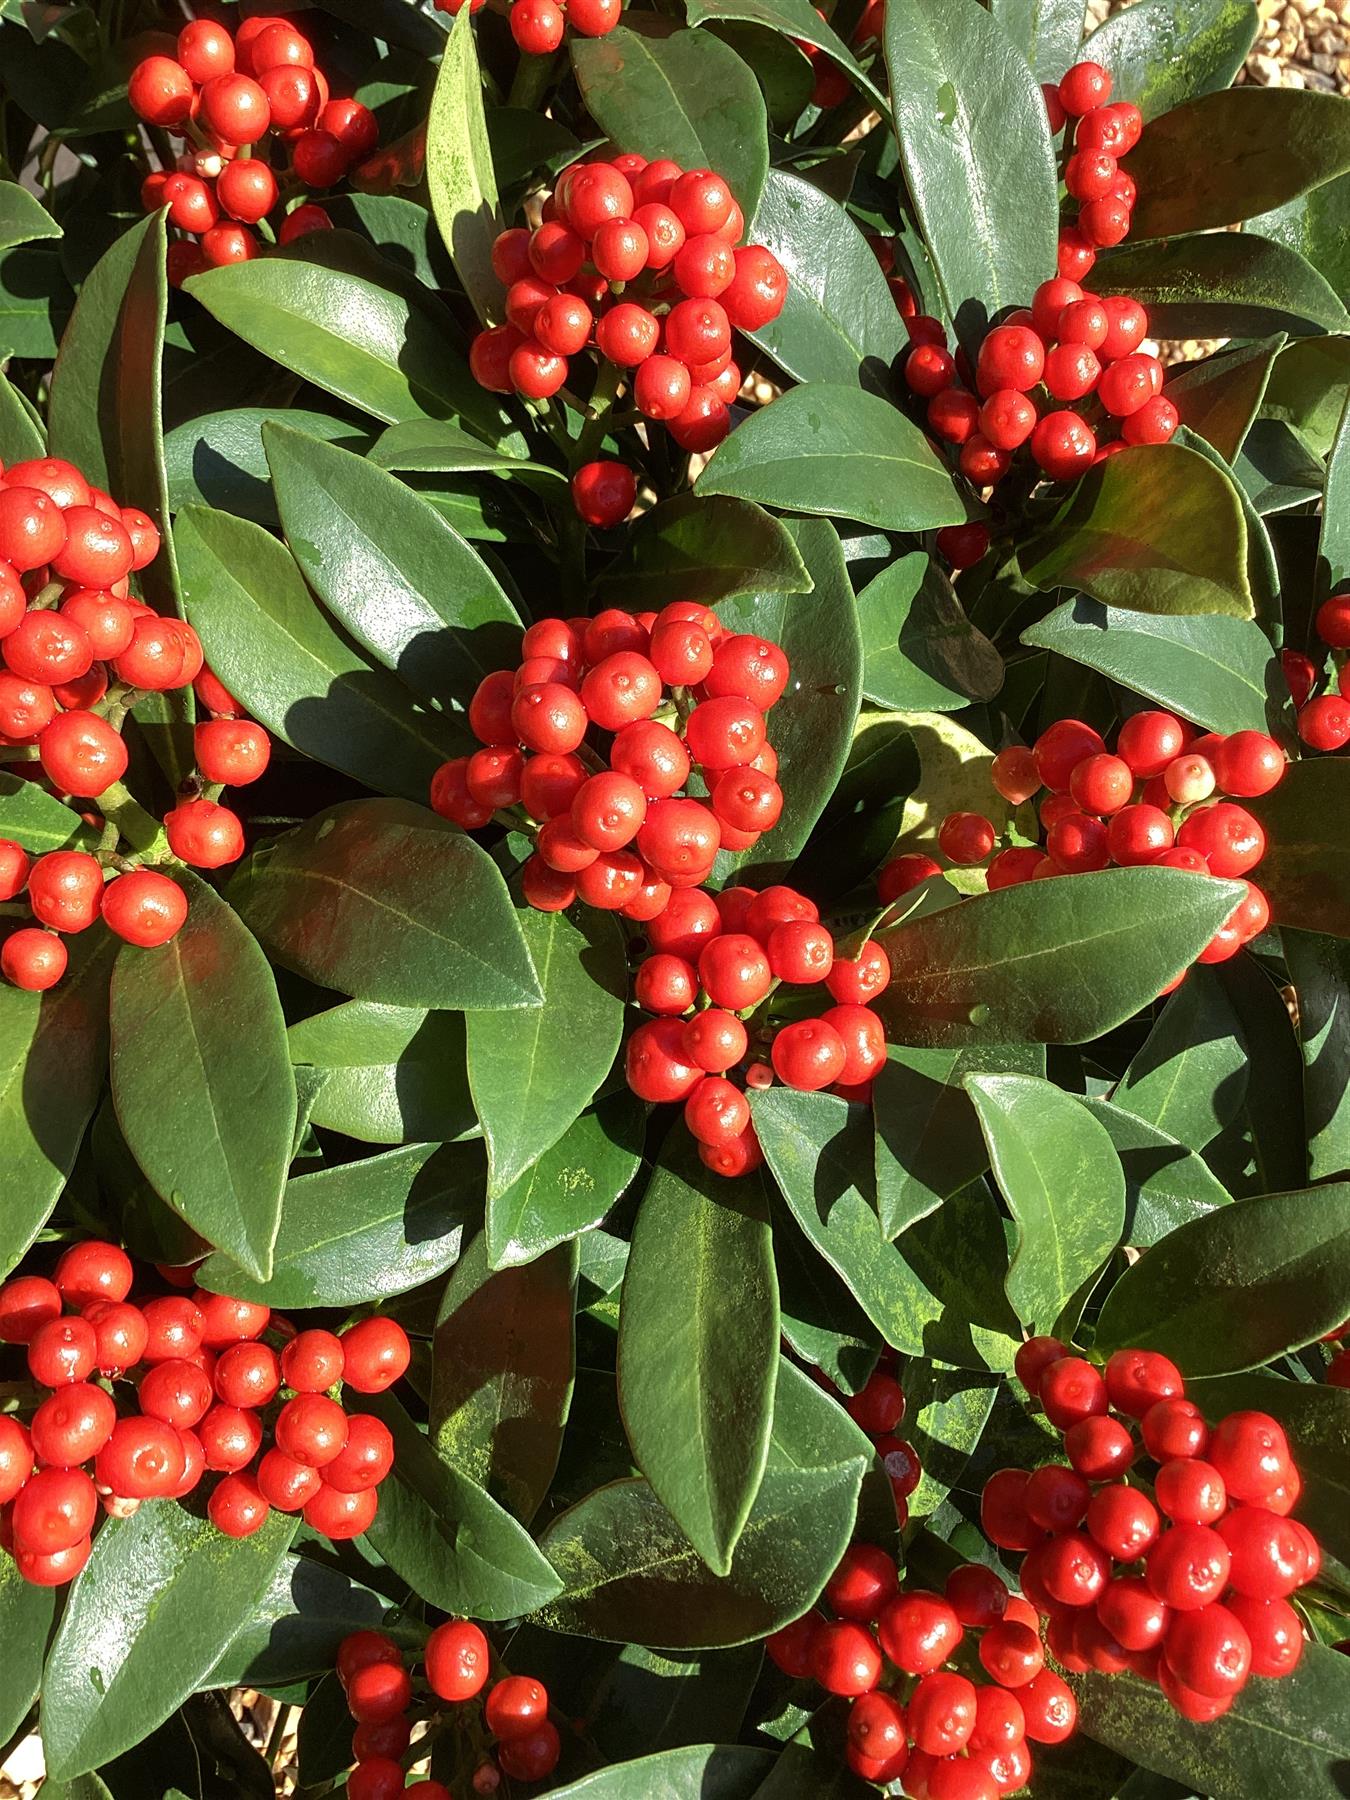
[1030,409,1096,480]
[1018,1669,1077,1744]
[1226,1593,1304,1677]
[1147,1523,1232,1611]
[1034,719,1106,791]
[1059,61,1112,115]
[878,1590,963,1675]
[976,325,1045,395]
[811,1618,882,1695]
[12,1465,97,1556]
[825,1541,899,1622]
[771,1018,847,1090]
[164,799,245,869]
[1039,1356,1108,1429]
[426,1618,490,1701]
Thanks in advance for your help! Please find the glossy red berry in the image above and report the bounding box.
[426,1618,490,1701]
[878,1590,963,1675]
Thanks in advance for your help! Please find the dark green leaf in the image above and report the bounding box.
[687,0,886,109]
[1234,417,1325,516]
[618,1139,779,1574]
[1216,951,1308,1199]
[41,1504,296,1781]
[791,716,918,902]
[987,0,1086,80]
[197,1141,481,1308]
[1167,336,1284,463]
[425,10,502,325]
[1284,930,1350,1182]
[1249,171,1350,302]
[326,194,454,293]
[874,868,1245,1047]
[165,408,373,528]
[0,368,46,463]
[772,1195,882,1395]
[487,107,582,189]
[1021,598,1288,738]
[227,799,542,1010]
[287,1001,475,1146]
[884,0,1058,349]
[0,772,94,854]
[544,1746,773,1799]
[1250,759,1350,938]
[1262,336,1350,456]
[177,504,467,802]
[1320,391,1350,595]
[1082,0,1258,120]
[371,418,563,484]
[857,552,1003,712]
[904,1359,999,1518]
[363,1389,563,1620]
[596,493,812,606]
[0,1553,55,1744]
[1112,968,1249,1152]
[696,384,969,532]
[0,180,60,250]
[752,1088,1021,1370]
[0,242,69,360]
[1021,443,1254,618]
[1094,1181,1350,1373]
[264,423,521,710]
[966,1073,1125,1332]
[466,902,625,1197]
[206,1554,397,1688]
[1080,1097,1234,1246]
[1096,230,1349,338]
[486,1093,646,1270]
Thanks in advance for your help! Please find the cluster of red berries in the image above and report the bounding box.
[437,0,619,57]
[0,1242,411,1586]
[0,455,271,990]
[626,883,893,1178]
[768,1548,1075,1795]
[984,1341,1321,1722]
[1287,591,1350,750]
[901,61,1170,571]
[338,1622,559,1797]
[829,1358,923,1527]
[128,14,376,285]
[430,604,788,912]
[469,156,787,462]
[879,712,1285,977]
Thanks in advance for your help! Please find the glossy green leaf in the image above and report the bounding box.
[425,8,502,325]
[618,1140,778,1574]
[165,408,373,528]
[1234,417,1324,515]
[109,876,293,1283]
[1080,1098,1233,1247]
[466,902,625,1197]
[1021,443,1253,619]
[0,773,93,854]
[904,1359,999,1518]
[1094,1182,1350,1373]
[1321,392,1350,596]
[874,868,1245,1048]
[197,1141,481,1308]
[0,368,46,463]
[772,1195,882,1395]
[487,107,582,189]
[1166,336,1283,463]
[696,384,968,532]
[857,552,1003,713]
[371,418,562,484]
[363,1389,563,1620]
[1095,231,1349,338]
[712,520,862,880]
[1249,171,1350,303]
[596,493,812,606]
[0,1553,55,1745]
[326,193,455,293]
[791,716,919,903]
[884,0,1058,349]
[1124,88,1350,237]
[688,0,885,106]
[1113,968,1249,1152]
[966,1074,1125,1333]
[752,1088,1021,1370]
[1021,598,1288,738]
[572,20,769,222]
[0,242,67,358]
[545,1746,772,1799]
[742,169,904,386]
[1082,0,1257,120]
[264,423,520,710]
[1250,759,1350,938]
[0,927,112,1279]
[228,799,542,1010]
[177,505,467,802]
[1262,336,1350,456]
[1284,930,1350,1182]
[987,0,1086,79]
[207,1554,397,1688]
[0,180,60,250]
[41,1504,296,1781]
[287,1001,475,1146]
[431,1234,577,1524]
[486,1093,646,1271]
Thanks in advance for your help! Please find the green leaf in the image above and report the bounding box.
[1021,443,1254,618]
[966,1073,1125,1333]
[1320,392,1350,595]
[1284,930,1350,1182]
[41,1504,296,1781]
[1113,968,1249,1153]
[0,927,112,1279]
[1082,0,1258,120]
[1249,171,1350,302]
[0,242,67,358]
[207,1553,397,1688]
[0,773,94,854]
[363,1389,563,1620]
[742,168,904,386]
[431,1234,577,1524]
[1020,598,1288,739]
[287,1001,475,1146]
[0,180,60,250]
[884,0,1058,350]
[772,1196,882,1395]
[198,1141,481,1308]
[1094,1181,1350,1374]
[618,1138,779,1574]
[856,552,1003,712]
[486,1093,646,1271]
[176,504,466,803]
[227,798,542,1011]
[1167,335,1284,463]
[752,1088,1021,1370]
[712,520,862,880]
[873,1042,1044,1239]
[424,10,502,326]
[466,902,625,1197]
[1249,759,1350,939]
[487,107,582,189]
[543,1747,773,1799]
[1097,230,1350,338]
[109,875,293,1283]
[596,493,813,606]
[696,384,968,532]
[687,0,886,109]
[1081,1097,1234,1247]
[186,254,508,437]
[264,423,521,711]
[0,1553,55,1744]
[873,868,1245,1048]
[371,418,562,484]
[1262,336,1350,456]
[1235,417,1324,515]
[1124,88,1350,237]
[987,0,1086,80]
[904,1359,999,1518]
[572,19,770,223]
[165,408,374,528]
[326,193,455,293]
[0,368,46,463]
[1073,1642,1350,1800]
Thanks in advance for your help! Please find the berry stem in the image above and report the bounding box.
[95,781,167,858]
[506,46,562,111]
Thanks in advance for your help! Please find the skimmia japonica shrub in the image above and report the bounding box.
[1,0,1349,1795]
